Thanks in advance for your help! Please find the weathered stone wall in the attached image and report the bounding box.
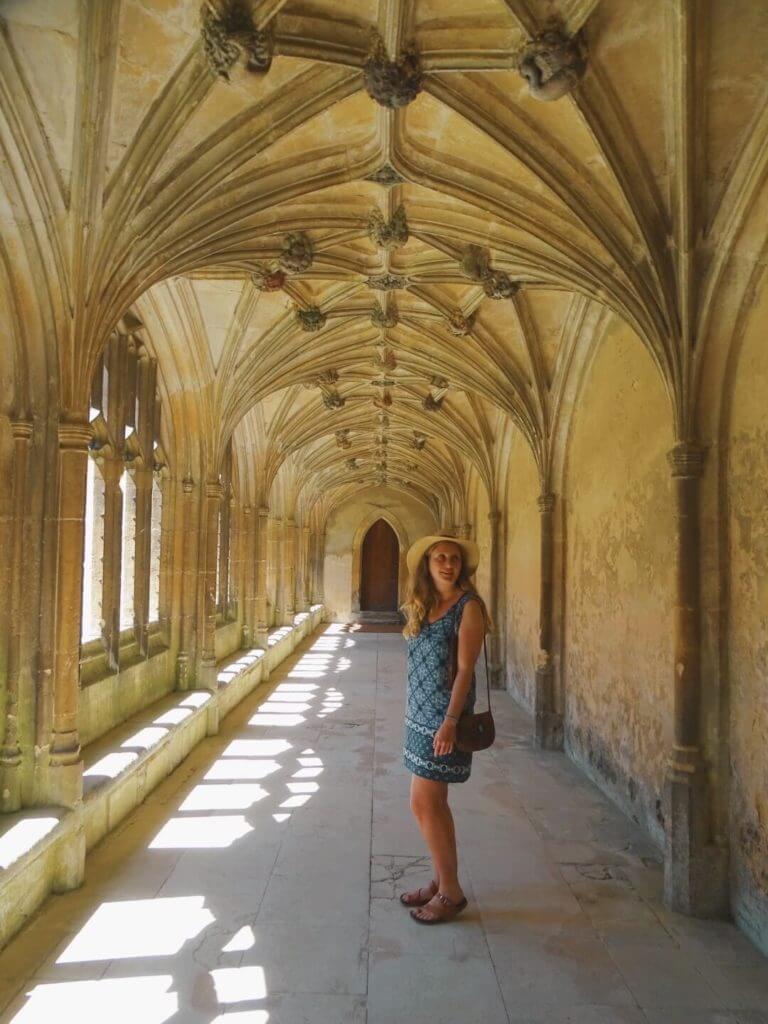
[563,319,674,846]
[323,488,436,622]
[727,282,768,953]
[504,438,540,710]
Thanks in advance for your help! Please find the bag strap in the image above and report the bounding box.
[452,595,492,712]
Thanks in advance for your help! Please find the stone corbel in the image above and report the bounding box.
[518,24,586,102]
[201,0,274,80]
[368,205,409,250]
[364,31,423,109]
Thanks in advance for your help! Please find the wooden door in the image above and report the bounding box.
[360,519,399,611]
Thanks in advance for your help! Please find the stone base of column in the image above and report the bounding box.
[53,815,86,892]
[533,663,563,750]
[663,760,729,918]
[534,709,563,750]
[200,656,218,694]
[206,701,220,737]
[0,762,23,812]
[255,627,269,648]
[241,624,252,648]
[46,759,84,809]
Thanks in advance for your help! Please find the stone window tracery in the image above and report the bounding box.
[80,326,167,671]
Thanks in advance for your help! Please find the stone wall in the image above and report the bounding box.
[727,282,768,952]
[563,319,674,847]
[504,438,540,710]
[323,488,437,621]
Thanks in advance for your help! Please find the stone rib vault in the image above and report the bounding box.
[0,0,767,983]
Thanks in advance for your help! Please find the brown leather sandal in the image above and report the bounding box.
[399,879,438,907]
[410,891,468,925]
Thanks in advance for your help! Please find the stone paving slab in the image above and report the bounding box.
[0,626,765,1024]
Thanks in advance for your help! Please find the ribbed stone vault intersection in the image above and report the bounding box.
[0,625,765,1024]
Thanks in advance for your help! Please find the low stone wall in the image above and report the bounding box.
[0,607,324,953]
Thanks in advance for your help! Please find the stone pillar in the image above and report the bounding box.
[534,492,563,749]
[459,522,471,539]
[100,454,123,670]
[317,532,325,602]
[282,518,296,625]
[300,524,311,611]
[176,476,196,688]
[486,510,504,688]
[199,479,222,692]
[49,419,92,807]
[254,506,269,646]
[1,420,33,810]
[663,443,727,916]
[241,505,255,647]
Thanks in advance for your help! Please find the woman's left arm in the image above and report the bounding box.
[432,599,485,756]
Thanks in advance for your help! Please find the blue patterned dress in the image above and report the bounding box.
[403,592,477,783]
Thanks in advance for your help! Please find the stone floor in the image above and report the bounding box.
[0,625,766,1024]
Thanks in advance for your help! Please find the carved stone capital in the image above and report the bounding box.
[279,232,313,273]
[366,164,405,187]
[58,419,93,452]
[251,268,286,292]
[371,302,399,329]
[363,32,423,109]
[446,310,475,336]
[518,25,586,102]
[667,443,707,479]
[201,0,274,80]
[366,273,409,292]
[538,492,555,514]
[11,420,33,443]
[368,204,409,250]
[295,306,327,332]
[182,475,195,493]
[205,479,223,500]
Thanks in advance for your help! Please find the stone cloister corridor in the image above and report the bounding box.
[2,0,768,1017]
[1,626,766,1024]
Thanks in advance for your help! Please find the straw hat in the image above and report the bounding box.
[406,534,480,576]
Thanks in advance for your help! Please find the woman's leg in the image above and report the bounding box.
[409,774,464,903]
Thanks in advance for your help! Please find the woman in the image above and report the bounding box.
[400,534,489,924]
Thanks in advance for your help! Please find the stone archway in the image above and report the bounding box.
[360,519,399,612]
[351,509,409,615]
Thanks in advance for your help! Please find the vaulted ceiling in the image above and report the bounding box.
[2,0,767,523]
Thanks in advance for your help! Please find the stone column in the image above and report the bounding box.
[255,506,269,646]
[663,443,727,916]
[199,479,222,691]
[317,529,327,603]
[282,518,296,625]
[49,419,92,806]
[176,476,197,688]
[1,421,33,810]
[241,505,254,647]
[300,524,311,611]
[534,492,563,749]
[100,454,123,670]
[486,510,504,688]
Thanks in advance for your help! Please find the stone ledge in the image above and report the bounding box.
[0,606,325,952]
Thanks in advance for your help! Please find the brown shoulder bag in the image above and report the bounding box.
[447,616,496,753]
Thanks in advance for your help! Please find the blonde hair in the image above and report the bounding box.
[401,541,491,638]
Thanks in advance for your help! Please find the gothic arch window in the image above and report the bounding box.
[81,323,167,671]
[81,456,105,643]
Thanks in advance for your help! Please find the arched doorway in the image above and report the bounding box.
[360,518,399,612]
